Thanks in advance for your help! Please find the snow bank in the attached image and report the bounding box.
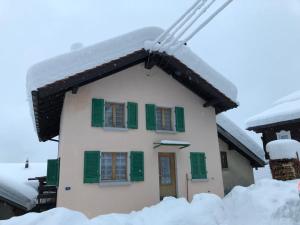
[247,90,300,128]
[2,179,300,225]
[266,139,300,160]
[217,114,265,160]
[0,163,46,210]
[254,164,272,181]
[27,27,237,103]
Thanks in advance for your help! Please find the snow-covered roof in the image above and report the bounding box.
[0,163,46,210]
[246,90,300,129]
[266,139,300,160]
[217,114,265,161]
[27,27,237,103]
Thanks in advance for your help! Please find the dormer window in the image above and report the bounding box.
[276,130,291,140]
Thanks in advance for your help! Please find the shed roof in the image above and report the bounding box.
[217,114,265,167]
[27,27,238,141]
[246,90,300,131]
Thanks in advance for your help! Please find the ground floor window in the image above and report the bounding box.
[220,151,228,169]
[101,152,127,181]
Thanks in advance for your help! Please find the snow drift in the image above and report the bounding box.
[2,179,300,225]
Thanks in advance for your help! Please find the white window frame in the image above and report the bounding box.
[276,130,291,140]
[155,106,175,132]
[104,101,127,129]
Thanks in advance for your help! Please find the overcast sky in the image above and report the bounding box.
[0,0,299,162]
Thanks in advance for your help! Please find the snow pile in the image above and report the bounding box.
[2,179,300,225]
[217,114,265,160]
[27,27,237,103]
[247,90,300,128]
[0,163,46,210]
[254,164,272,181]
[266,139,300,160]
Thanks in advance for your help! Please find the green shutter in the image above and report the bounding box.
[84,151,100,183]
[47,159,60,186]
[146,104,156,130]
[190,152,207,179]
[127,102,138,129]
[175,106,185,132]
[92,99,104,127]
[130,151,144,181]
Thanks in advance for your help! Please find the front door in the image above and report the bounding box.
[158,153,177,200]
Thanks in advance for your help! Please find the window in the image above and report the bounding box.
[220,151,228,169]
[276,130,291,140]
[101,152,127,181]
[156,107,173,131]
[105,102,125,128]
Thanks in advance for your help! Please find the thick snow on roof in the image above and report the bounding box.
[217,114,265,160]
[266,139,300,160]
[246,90,300,128]
[27,27,237,103]
[0,163,46,210]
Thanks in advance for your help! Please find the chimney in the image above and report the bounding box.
[25,159,29,169]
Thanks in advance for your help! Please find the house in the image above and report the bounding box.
[27,27,239,217]
[216,115,265,194]
[246,90,300,159]
[0,162,46,220]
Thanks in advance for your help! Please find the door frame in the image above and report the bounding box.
[158,152,178,199]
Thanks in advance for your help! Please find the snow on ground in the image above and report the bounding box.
[267,139,300,160]
[217,114,265,160]
[2,179,300,225]
[246,90,300,128]
[0,163,46,210]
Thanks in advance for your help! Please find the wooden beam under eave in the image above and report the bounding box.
[203,99,220,108]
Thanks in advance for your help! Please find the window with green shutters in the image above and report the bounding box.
[175,107,185,132]
[127,102,138,129]
[92,99,104,127]
[190,152,207,179]
[84,151,100,183]
[130,151,144,181]
[146,104,156,130]
[47,159,60,186]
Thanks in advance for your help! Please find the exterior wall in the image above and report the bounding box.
[218,138,254,194]
[0,199,25,220]
[57,63,224,218]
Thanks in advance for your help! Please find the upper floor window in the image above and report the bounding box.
[105,102,125,128]
[276,130,291,140]
[156,107,173,131]
[101,152,127,181]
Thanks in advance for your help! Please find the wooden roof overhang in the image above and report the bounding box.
[247,118,300,133]
[32,49,238,142]
[217,125,265,167]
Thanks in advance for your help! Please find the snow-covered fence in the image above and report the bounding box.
[266,139,300,181]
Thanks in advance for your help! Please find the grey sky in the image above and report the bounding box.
[0,0,299,162]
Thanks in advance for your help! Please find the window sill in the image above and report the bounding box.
[99,181,131,187]
[103,127,129,132]
[191,178,209,182]
[155,130,176,134]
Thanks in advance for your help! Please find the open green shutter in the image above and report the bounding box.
[190,152,207,179]
[127,102,138,129]
[92,99,104,127]
[175,106,185,132]
[47,159,60,186]
[130,151,144,181]
[146,104,156,130]
[84,151,100,183]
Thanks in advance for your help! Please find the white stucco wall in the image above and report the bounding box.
[57,63,224,217]
[218,138,255,194]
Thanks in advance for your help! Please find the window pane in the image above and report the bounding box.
[156,107,173,131]
[101,153,113,180]
[160,156,171,184]
[221,152,228,169]
[105,102,125,128]
[115,153,127,181]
